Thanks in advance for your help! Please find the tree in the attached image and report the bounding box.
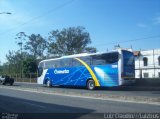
[48,26,96,56]
[23,55,37,77]
[5,51,22,75]
[24,34,47,59]
[5,51,38,76]
[2,26,97,76]
[84,47,97,53]
[3,33,46,77]
[0,63,9,75]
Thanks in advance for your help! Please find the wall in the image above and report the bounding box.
[135,49,160,78]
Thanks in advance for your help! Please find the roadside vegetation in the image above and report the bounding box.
[0,26,96,78]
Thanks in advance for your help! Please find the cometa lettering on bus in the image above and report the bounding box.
[54,69,70,74]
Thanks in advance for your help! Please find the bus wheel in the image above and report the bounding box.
[87,79,95,90]
[46,80,51,87]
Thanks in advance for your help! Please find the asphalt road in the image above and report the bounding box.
[14,82,160,98]
[0,87,160,119]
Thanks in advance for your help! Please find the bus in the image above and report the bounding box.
[37,49,135,90]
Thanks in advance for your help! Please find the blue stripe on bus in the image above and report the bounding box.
[44,62,119,87]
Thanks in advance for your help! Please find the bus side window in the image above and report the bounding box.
[68,58,73,67]
[53,62,57,68]
[72,58,82,67]
[44,60,59,69]
[103,52,119,64]
[92,55,106,65]
[80,56,91,65]
[53,59,64,68]
[52,61,56,68]
[60,58,72,68]
[44,61,51,69]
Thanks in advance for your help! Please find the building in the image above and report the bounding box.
[134,49,160,78]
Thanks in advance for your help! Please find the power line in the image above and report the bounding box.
[1,0,159,50]
[0,0,76,36]
[95,35,160,47]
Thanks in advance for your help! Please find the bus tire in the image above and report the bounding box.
[87,79,95,90]
[46,79,52,87]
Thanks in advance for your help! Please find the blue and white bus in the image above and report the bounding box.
[37,49,135,90]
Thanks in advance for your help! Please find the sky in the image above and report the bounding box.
[0,0,160,64]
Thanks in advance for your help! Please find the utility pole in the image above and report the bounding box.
[16,32,26,80]
[18,40,23,79]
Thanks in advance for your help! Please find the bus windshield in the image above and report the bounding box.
[38,62,44,77]
[122,50,135,66]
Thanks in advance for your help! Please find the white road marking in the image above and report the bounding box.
[0,86,160,106]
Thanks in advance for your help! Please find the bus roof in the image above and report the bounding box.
[39,49,132,64]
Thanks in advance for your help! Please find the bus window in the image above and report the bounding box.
[38,67,43,77]
[122,51,134,66]
[60,58,72,68]
[44,60,53,69]
[44,60,59,69]
[72,58,82,67]
[103,52,119,64]
[80,56,91,65]
[54,60,63,68]
[92,52,119,65]
[39,62,44,69]
[92,55,106,65]
[38,62,44,77]
[52,61,57,68]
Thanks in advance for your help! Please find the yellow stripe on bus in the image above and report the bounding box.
[74,58,100,86]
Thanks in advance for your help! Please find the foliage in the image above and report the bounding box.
[24,34,47,59]
[0,51,38,76]
[84,47,97,53]
[23,55,37,76]
[48,26,96,56]
[1,26,97,76]
[5,51,22,75]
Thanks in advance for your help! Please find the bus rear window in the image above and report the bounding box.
[92,52,119,65]
[122,51,134,66]
[103,52,119,63]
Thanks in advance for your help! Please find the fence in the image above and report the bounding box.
[8,73,37,83]
[6,72,160,85]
